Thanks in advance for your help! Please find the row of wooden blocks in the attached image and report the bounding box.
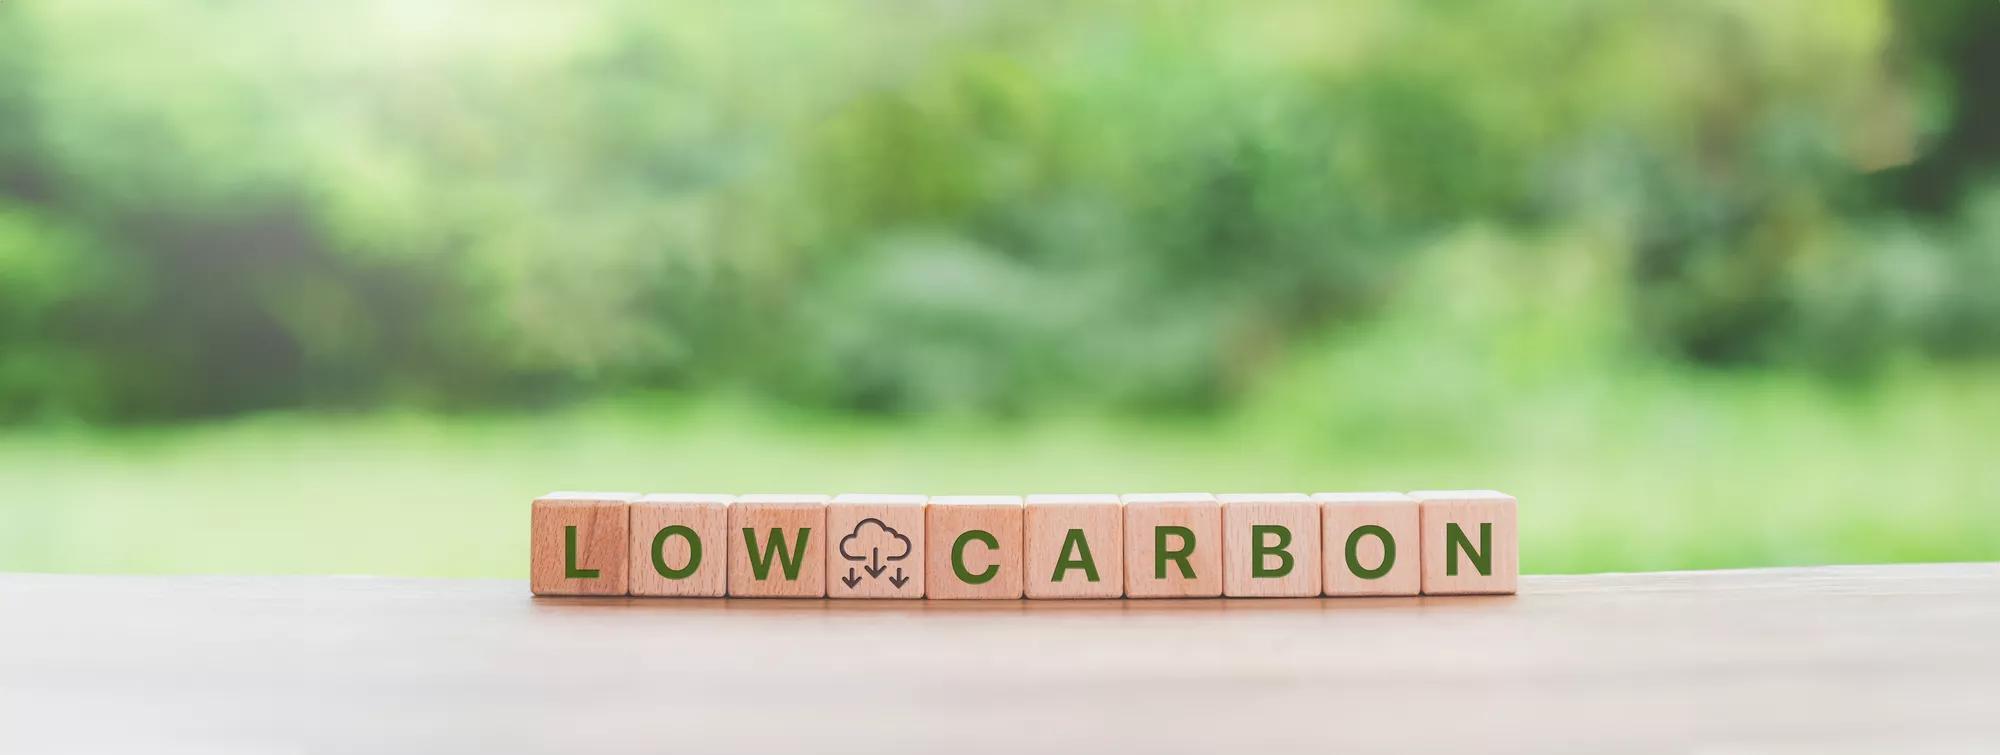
[530,490,1517,598]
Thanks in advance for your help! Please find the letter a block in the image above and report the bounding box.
[1413,490,1518,595]
[827,494,926,599]
[1316,492,1420,596]
[531,491,635,596]
[925,496,1023,600]
[628,493,730,597]
[1220,493,1321,597]
[1122,493,1222,598]
[727,494,828,598]
[1023,494,1124,599]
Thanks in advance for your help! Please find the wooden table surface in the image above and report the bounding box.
[3,564,1997,754]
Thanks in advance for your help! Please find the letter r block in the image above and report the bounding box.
[727,494,829,598]
[628,493,730,597]
[826,494,926,599]
[925,496,1023,600]
[530,491,635,596]
[1023,494,1124,599]
[1316,492,1420,597]
[1220,493,1321,598]
[1122,493,1222,598]
[1413,490,1518,595]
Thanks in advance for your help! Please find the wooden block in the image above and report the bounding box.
[1023,494,1124,599]
[1413,490,1518,595]
[1219,493,1322,597]
[1316,492,1421,596]
[726,494,829,598]
[1122,493,1222,598]
[627,493,731,597]
[924,496,1024,600]
[826,494,926,599]
[530,491,635,596]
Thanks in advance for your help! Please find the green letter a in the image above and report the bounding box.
[1051,529,1100,583]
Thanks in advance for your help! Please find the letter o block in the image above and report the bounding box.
[628,493,730,597]
[727,494,828,598]
[1220,493,1321,597]
[1316,492,1420,597]
[530,492,636,596]
[1122,493,1222,598]
[1414,490,1518,595]
[925,496,1023,600]
[1024,494,1124,599]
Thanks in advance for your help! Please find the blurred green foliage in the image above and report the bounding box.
[2,0,1996,423]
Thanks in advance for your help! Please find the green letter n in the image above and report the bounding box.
[1445,522,1492,577]
[743,527,811,580]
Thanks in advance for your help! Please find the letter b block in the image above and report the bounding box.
[1413,490,1518,595]
[925,496,1023,600]
[629,493,730,597]
[531,492,635,596]
[1123,493,1222,598]
[1220,493,1321,597]
[727,494,829,598]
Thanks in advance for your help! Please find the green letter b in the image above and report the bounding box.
[1249,524,1294,578]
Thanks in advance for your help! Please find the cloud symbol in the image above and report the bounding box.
[839,518,912,562]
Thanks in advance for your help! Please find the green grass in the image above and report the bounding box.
[2,362,1996,578]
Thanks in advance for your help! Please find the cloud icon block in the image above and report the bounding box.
[839,518,913,562]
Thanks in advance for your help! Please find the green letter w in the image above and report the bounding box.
[743,527,812,580]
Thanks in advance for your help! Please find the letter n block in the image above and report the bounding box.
[827,494,926,599]
[530,491,635,596]
[1219,493,1321,597]
[925,496,1023,600]
[628,493,730,597]
[1122,493,1221,598]
[1023,494,1124,599]
[1316,492,1420,596]
[727,494,828,598]
[1413,490,1518,595]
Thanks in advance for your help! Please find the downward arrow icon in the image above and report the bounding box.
[888,567,909,589]
[840,567,861,589]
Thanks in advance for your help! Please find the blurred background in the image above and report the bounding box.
[1,0,1995,577]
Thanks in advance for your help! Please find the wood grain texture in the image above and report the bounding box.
[925,495,1024,600]
[1413,489,1518,595]
[628,493,730,597]
[726,494,828,598]
[1219,493,1322,597]
[5,564,1998,754]
[1023,494,1124,599]
[827,494,926,599]
[529,491,634,596]
[1316,492,1421,597]
[1122,493,1222,598]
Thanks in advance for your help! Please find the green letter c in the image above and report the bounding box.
[952,530,999,585]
